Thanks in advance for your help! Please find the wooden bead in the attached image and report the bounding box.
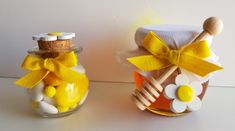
[203,17,223,35]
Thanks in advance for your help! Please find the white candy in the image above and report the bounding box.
[28,82,44,102]
[38,101,58,114]
[73,64,86,74]
[43,95,56,105]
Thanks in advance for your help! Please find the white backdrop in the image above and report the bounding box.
[0,0,234,86]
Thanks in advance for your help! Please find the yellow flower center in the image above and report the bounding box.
[48,32,63,36]
[177,85,194,102]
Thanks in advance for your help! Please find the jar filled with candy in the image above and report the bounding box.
[15,32,89,117]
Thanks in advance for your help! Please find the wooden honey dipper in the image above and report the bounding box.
[132,17,223,110]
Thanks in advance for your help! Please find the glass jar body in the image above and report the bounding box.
[27,46,89,118]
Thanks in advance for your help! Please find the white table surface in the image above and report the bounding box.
[0,77,234,131]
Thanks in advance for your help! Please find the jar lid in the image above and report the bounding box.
[135,25,213,49]
[32,32,75,41]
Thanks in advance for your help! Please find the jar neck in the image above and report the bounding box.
[27,46,82,58]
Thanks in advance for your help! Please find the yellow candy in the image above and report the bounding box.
[55,83,80,107]
[43,73,63,86]
[177,85,194,102]
[76,76,89,103]
[44,86,56,98]
[48,32,63,36]
[55,76,89,108]
[70,103,78,109]
[57,106,69,113]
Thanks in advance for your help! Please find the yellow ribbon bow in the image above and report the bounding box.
[15,51,85,88]
[127,31,223,77]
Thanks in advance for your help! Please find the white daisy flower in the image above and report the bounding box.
[163,74,203,113]
[32,32,75,41]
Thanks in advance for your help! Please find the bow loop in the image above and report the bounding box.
[56,51,78,67]
[181,40,211,59]
[21,55,43,71]
[143,31,169,57]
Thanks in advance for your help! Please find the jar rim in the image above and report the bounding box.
[27,46,83,54]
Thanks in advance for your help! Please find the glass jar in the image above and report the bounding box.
[130,25,221,116]
[26,46,89,118]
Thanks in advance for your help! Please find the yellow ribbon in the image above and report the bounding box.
[15,51,85,88]
[127,31,223,77]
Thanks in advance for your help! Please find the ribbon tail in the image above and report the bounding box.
[15,69,49,88]
[127,55,170,71]
[179,54,223,77]
[52,60,86,83]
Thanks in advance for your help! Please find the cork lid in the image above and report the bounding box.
[31,32,76,58]
[32,32,75,51]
